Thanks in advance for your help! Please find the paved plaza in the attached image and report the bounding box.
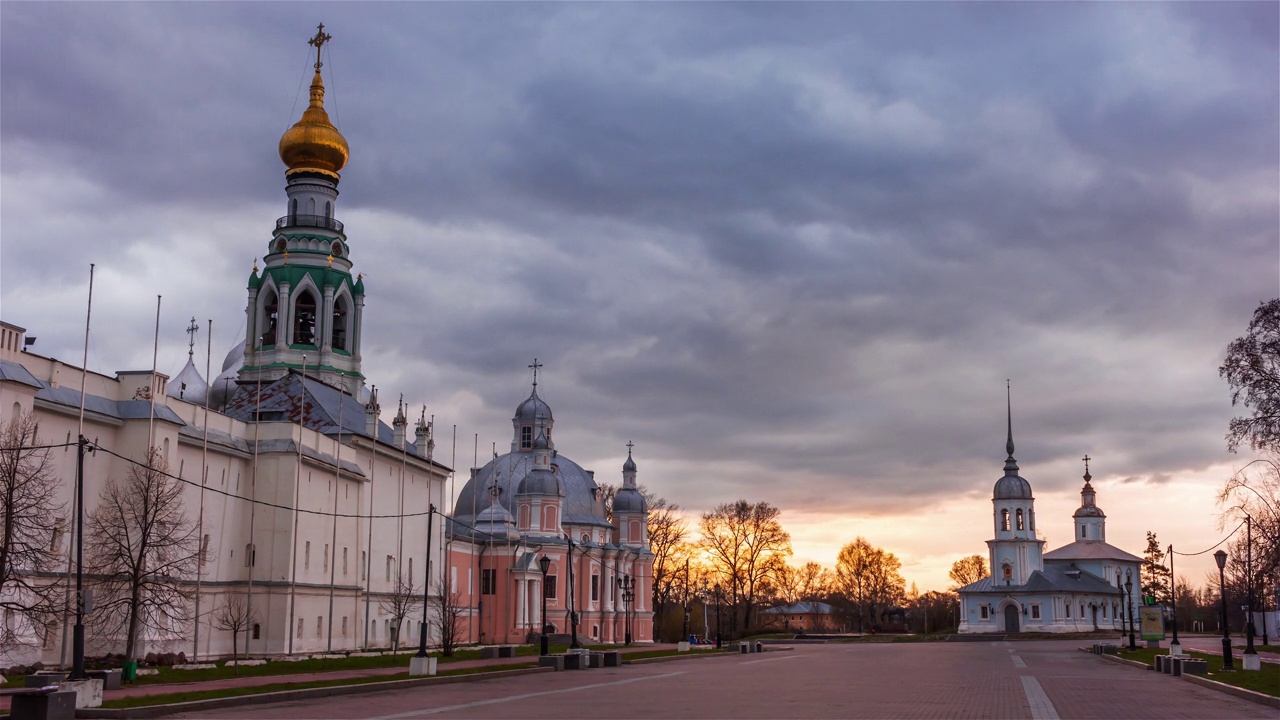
[171,640,1274,719]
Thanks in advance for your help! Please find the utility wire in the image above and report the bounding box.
[1168,519,1247,556]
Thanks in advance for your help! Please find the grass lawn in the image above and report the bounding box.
[104,663,538,709]
[125,644,570,686]
[1114,647,1279,697]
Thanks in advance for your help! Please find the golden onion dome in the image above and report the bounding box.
[279,70,349,179]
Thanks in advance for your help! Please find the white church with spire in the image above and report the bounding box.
[957,391,1143,634]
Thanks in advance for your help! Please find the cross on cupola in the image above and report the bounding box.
[185,317,199,360]
[528,358,543,390]
[308,23,332,71]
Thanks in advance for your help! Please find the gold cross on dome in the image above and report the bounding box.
[308,23,332,71]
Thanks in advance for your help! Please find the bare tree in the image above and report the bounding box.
[1220,298,1280,453]
[835,537,905,633]
[86,448,199,661]
[948,554,988,591]
[211,593,257,671]
[431,576,466,656]
[378,571,420,651]
[699,500,791,634]
[646,494,689,635]
[0,411,65,647]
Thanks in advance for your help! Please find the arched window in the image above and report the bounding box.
[294,289,317,346]
[332,296,348,351]
[1016,509,1024,531]
[1000,509,1010,531]
[518,504,530,530]
[325,200,332,219]
[1081,526,1087,539]
[1002,563,1012,580]
[307,197,316,215]
[521,426,532,449]
[544,505,558,530]
[290,198,298,219]
[261,290,279,346]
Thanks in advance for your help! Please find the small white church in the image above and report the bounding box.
[957,400,1142,634]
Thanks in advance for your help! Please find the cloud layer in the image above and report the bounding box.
[3,3,1276,588]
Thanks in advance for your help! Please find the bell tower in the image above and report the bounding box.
[240,24,364,395]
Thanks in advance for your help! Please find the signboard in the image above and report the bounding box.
[1139,606,1164,640]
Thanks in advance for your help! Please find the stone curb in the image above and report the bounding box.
[74,666,550,719]
[625,646,793,665]
[1086,647,1280,710]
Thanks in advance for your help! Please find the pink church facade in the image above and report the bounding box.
[444,382,654,645]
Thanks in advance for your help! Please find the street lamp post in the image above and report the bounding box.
[714,584,723,649]
[1244,517,1258,670]
[1168,544,1180,656]
[1125,574,1136,651]
[1214,549,1234,671]
[538,555,551,656]
[617,574,635,645]
[1116,570,1126,641]
[416,504,435,658]
[565,536,580,649]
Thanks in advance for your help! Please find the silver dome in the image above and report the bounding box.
[515,390,553,425]
[613,487,647,514]
[516,468,562,497]
[993,473,1033,500]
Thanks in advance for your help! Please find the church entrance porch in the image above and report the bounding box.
[1004,605,1020,633]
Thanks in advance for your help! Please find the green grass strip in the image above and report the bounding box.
[104,662,538,709]
[1114,647,1279,697]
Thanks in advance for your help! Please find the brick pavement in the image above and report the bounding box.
[168,640,1277,719]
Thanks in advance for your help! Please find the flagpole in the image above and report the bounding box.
[193,319,212,661]
[147,296,161,457]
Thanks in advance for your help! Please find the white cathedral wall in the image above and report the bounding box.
[0,344,448,663]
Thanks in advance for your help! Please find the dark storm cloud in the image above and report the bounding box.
[2,2,1276,523]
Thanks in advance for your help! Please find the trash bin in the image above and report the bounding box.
[122,661,138,682]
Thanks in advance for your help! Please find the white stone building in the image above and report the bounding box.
[0,29,448,665]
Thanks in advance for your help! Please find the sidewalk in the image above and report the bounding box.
[2,644,681,711]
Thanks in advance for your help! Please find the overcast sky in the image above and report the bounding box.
[3,2,1277,592]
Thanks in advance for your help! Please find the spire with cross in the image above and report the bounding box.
[185,317,199,360]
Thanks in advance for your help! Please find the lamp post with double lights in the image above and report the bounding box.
[714,584,723,648]
[538,555,551,656]
[1116,570,1127,641]
[1124,574,1136,651]
[1214,549,1234,671]
[617,574,635,645]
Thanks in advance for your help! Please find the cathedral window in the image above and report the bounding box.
[1031,604,1041,619]
[1064,603,1070,618]
[591,574,599,602]
[1002,563,1012,581]
[1016,509,1024,531]
[332,297,349,351]
[294,290,318,346]
[481,568,497,595]
[980,605,989,619]
[1000,509,1010,531]
[261,290,279,346]
[518,504,530,529]
[521,426,532,449]
[325,200,332,219]
[1081,526,1087,539]
[290,198,298,220]
[544,575,558,599]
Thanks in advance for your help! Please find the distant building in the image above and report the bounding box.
[762,601,843,633]
[444,382,654,645]
[957,397,1141,634]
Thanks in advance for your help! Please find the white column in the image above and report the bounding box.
[532,580,541,627]
[516,579,527,629]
